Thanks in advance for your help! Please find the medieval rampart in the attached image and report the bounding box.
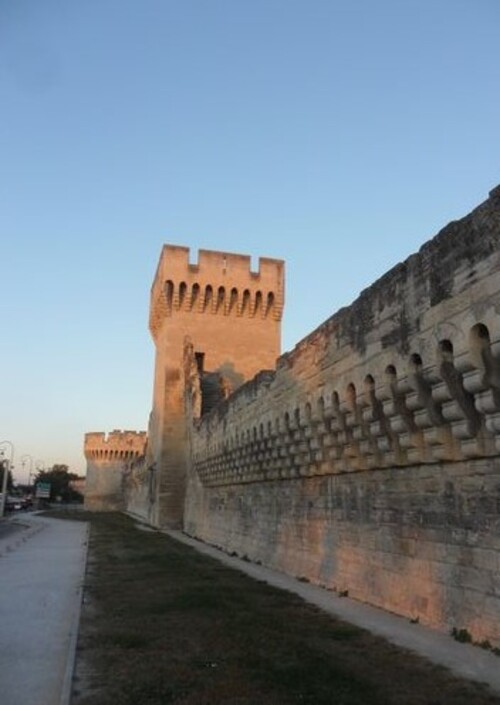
[184,186,500,644]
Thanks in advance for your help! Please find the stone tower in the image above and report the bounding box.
[148,245,284,527]
[84,430,147,511]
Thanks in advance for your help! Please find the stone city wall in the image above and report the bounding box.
[184,186,500,644]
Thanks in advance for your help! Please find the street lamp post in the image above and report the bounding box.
[21,454,34,487]
[0,441,15,518]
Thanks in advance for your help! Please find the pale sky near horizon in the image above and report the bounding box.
[1,0,499,482]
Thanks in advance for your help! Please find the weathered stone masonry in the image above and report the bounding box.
[86,185,500,645]
[84,431,147,511]
[184,185,500,644]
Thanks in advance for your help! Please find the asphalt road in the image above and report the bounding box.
[0,517,27,541]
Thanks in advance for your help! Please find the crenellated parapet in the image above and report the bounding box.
[191,185,500,486]
[84,430,147,462]
[193,322,500,486]
[149,245,284,341]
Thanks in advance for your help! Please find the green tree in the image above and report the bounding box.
[34,464,83,503]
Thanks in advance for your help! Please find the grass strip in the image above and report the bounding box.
[48,511,500,705]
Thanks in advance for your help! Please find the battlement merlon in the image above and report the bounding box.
[84,430,148,460]
[151,244,284,284]
[149,244,285,340]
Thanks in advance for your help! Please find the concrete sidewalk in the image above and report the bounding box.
[0,513,88,705]
[165,529,500,695]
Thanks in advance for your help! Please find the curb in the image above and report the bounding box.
[60,522,90,705]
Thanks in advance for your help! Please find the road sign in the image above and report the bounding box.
[36,482,51,498]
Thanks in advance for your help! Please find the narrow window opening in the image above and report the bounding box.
[195,352,205,374]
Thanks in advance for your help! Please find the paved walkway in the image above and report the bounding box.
[165,529,500,695]
[0,513,88,705]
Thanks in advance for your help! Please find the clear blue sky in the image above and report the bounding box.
[1,0,499,481]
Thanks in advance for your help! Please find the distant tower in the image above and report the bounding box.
[148,245,285,527]
[84,430,147,511]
